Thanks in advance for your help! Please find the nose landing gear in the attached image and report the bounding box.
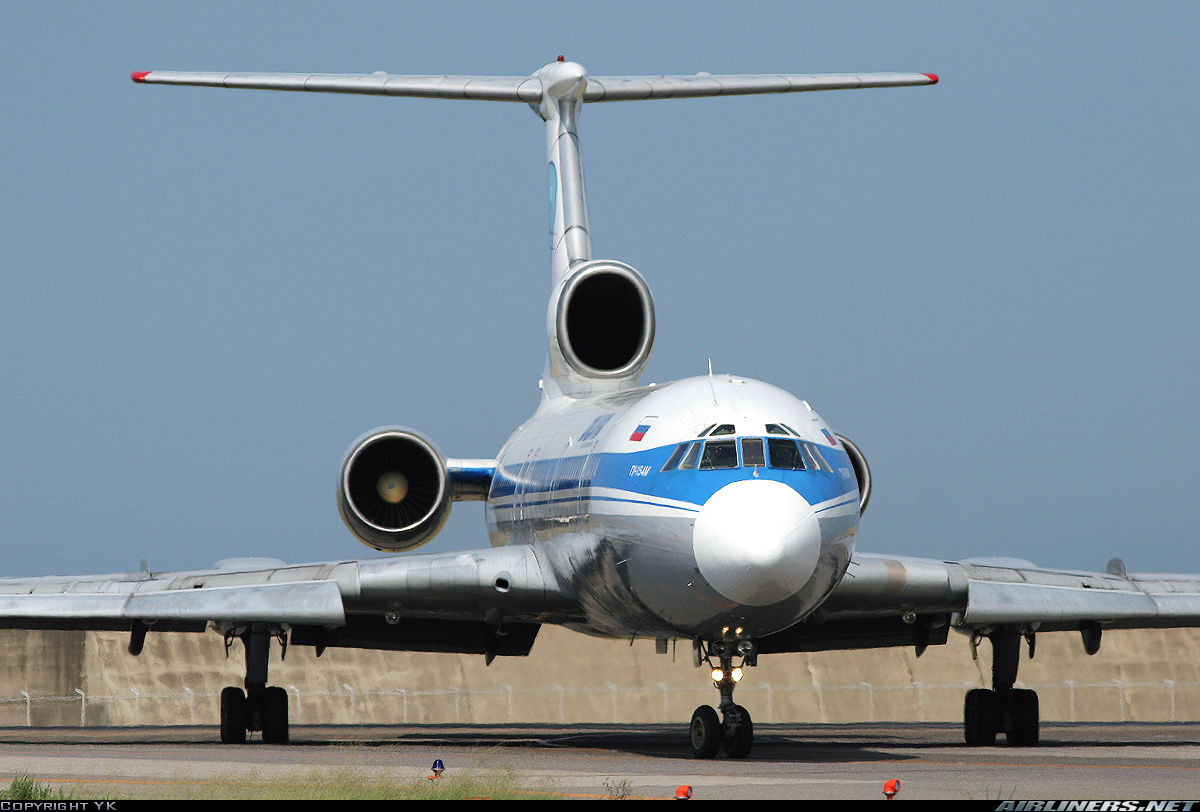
[689,637,755,759]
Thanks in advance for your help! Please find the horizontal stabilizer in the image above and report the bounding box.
[132,69,936,104]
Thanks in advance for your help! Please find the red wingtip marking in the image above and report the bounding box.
[923,73,939,84]
[131,71,150,83]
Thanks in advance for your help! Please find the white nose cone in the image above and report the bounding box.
[693,480,821,606]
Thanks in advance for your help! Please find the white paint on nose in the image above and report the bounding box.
[692,479,821,606]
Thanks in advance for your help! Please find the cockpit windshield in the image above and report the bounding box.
[678,441,702,470]
[767,438,804,469]
[740,437,765,467]
[698,439,738,469]
[660,434,834,473]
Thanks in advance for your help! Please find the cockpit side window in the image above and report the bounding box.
[811,444,834,472]
[765,423,789,435]
[802,442,833,473]
[782,424,804,438]
[741,437,766,467]
[709,424,736,436]
[678,441,702,470]
[698,424,717,437]
[768,438,805,469]
[661,442,689,472]
[698,439,738,469]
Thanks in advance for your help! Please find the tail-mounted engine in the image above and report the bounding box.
[835,433,872,516]
[338,427,451,552]
[545,259,655,397]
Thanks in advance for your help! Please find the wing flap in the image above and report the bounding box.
[126,580,345,625]
[0,580,344,626]
[963,578,1200,626]
[962,580,1159,625]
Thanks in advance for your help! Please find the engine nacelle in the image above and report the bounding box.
[546,259,655,396]
[835,433,872,516]
[338,427,451,553]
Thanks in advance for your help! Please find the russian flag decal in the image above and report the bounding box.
[629,424,651,442]
[822,429,838,446]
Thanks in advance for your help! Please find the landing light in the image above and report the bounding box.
[709,667,744,684]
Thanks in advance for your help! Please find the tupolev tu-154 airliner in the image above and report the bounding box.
[3,58,1199,758]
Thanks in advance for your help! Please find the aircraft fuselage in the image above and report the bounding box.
[487,374,861,640]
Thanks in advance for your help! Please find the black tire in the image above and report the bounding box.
[219,686,247,744]
[1007,688,1039,747]
[722,704,753,759]
[689,705,721,759]
[261,686,289,744]
[964,688,998,746]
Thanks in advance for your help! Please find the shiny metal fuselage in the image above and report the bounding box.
[486,374,861,640]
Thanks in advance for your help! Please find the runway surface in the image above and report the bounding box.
[0,721,1198,800]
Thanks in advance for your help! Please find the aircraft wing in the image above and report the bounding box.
[759,551,1200,654]
[0,545,581,657]
[131,70,936,103]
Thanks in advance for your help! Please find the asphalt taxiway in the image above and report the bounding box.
[0,721,1197,800]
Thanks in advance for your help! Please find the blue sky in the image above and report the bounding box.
[2,2,1197,577]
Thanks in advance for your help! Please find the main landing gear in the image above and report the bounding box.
[963,626,1039,746]
[689,637,756,759]
[219,624,290,744]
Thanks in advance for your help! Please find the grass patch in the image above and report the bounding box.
[183,765,559,800]
[0,774,70,801]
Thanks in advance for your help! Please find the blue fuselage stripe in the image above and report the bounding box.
[489,440,856,510]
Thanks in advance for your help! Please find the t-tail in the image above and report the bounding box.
[133,60,936,399]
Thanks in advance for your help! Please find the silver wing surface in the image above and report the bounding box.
[131,70,936,102]
[0,545,582,659]
[758,552,1200,654]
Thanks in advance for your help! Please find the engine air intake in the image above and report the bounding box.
[556,262,654,379]
[338,428,451,552]
[835,433,872,516]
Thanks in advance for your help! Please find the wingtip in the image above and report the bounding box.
[131,71,151,83]
[923,73,939,85]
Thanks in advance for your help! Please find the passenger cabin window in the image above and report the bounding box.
[768,438,805,470]
[698,440,738,469]
[679,441,702,470]
[741,437,766,467]
[661,442,689,472]
[709,424,736,436]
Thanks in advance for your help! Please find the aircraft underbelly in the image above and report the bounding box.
[488,493,855,639]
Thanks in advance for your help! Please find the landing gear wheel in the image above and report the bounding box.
[1008,688,1039,747]
[964,688,998,746]
[261,686,289,744]
[689,705,721,759]
[219,686,247,744]
[722,704,753,759]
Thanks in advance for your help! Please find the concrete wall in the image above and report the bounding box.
[3,626,1200,727]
